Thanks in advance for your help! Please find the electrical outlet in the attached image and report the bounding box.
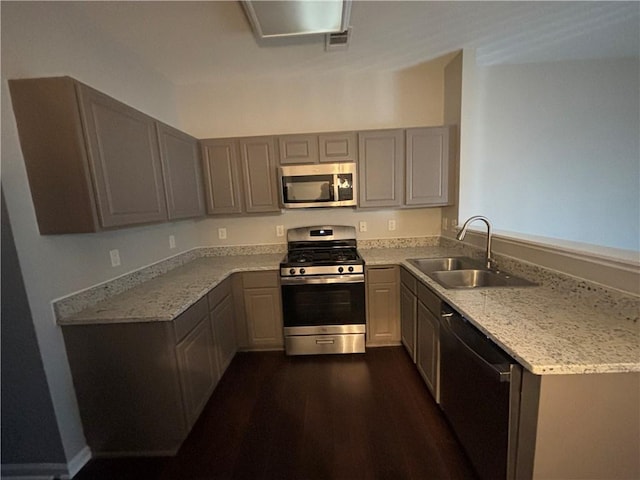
[442,218,448,230]
[169,235,176,249]
[451,219,458,228]
[276,225,284,237]
[359,221,367,232]
[388,219,396,231]
[218,227,227,240]
[109,249,121,267]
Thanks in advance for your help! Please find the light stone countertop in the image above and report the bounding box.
[58,246,639,376]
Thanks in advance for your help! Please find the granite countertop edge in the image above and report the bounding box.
[57,247,640,376]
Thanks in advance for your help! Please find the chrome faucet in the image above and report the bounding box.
[456,215,495,270]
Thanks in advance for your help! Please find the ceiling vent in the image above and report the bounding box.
[325,27,352,51]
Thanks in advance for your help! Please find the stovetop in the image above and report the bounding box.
[280,225,365,277]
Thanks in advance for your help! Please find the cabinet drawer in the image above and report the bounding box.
[207,277,232,310]
[417,282,442,317]
[400,266,417,294]
[174,296,208,343]
[243,271,279,289]
[367,266,398,283]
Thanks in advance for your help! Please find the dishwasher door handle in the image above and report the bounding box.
[442,315,513,383]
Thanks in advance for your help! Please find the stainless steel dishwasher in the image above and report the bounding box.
[439,308,522,480]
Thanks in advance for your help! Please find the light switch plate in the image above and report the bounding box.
[276,225,284,237]
[169,235,176,249]
[109,249,121,267]
[218,227,227,240]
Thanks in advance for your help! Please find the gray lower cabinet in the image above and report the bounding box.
[237,271,284,350]
[175,315,219,428]
[208,277,237,375]
[62,296,217,456]
[9,76,205,233]
[416,282,442,402]
[358,129,404,208]
[400,267,418,362]
[157,123,206,220]
[366,265,401,346]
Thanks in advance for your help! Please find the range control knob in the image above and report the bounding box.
[300,268,306,275]
[338,266,344,274]
[348,266,354,272]
[289,268,296,275]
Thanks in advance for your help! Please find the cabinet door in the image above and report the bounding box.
[417,301,440,402]
[244,286,283,349]
[318,132,357,163]
[400,283,417,362]
[366,266,400,346]
[278,134,318,165]
[157,123,205,220]
[201,139,243,215]
[77,84,168,228]
[176,318,218,428]
[210,294,237,376]
[239,137,280,213]
[405,127,450,206]
[358,129,404,208]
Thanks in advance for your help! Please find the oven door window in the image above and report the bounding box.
[282,282,365,327]
[282,174,334,203]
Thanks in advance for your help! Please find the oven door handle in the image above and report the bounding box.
[281,275,364,286]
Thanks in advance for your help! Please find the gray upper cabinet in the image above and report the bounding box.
[319,132,357,163]
[277,132,357,165]
[76,83,168,228]
[405,127,450,206]
[358,129,404,208]
[239,136,280,213]
[9,76,208,233]
[201,139,243,215]
[157,123,205,220]
[278,134,319,165]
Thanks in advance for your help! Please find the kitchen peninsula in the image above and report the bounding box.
[56,239,639,479]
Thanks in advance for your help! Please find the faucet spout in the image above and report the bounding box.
[456,215,495,270]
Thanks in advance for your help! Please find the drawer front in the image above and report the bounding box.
[417,282,442,317]
[367,265,398,283]
[242,270,279,289]
[285,333,365,355]
[400,266,417,294]
[207,277,232,310]
[174,296,208,343]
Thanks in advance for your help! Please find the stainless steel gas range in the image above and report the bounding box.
[280,225,366,355]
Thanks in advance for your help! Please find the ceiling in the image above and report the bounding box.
[68,1,639,85]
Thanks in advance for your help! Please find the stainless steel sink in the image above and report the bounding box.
[407,257,483,274]
[407,257,537,289]
[428,269,537,289]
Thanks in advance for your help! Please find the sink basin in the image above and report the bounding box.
[407,256,484,274]
[428,269,537,289]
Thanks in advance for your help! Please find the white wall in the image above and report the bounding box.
[460,53,639,253]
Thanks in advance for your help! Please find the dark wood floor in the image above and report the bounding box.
[74,347,477,480]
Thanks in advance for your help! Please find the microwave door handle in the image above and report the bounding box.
[332,176,339,201]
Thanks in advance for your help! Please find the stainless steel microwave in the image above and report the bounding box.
[279,163,357,208]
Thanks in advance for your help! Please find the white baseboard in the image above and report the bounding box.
[66,446,91,479]
[1,462,68,480]
[1,446,91,480]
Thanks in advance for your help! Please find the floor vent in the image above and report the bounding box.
[325,27,351,51]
